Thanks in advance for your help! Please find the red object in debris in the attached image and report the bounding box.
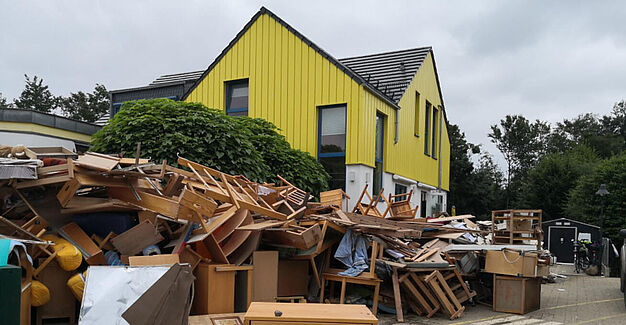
[42,158,67,166]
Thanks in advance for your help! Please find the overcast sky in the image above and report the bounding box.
[1,1,625,169]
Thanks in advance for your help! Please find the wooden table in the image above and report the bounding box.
[244,302,378,324]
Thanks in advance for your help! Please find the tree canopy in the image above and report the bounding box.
[448,123,505,218]
[13,75,58,113]
[60,84,110,123]
[566,153,626,244]
[91,99,330,196]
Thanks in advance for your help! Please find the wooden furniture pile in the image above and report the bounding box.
[0,148,551,324]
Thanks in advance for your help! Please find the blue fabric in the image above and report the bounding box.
[334,229,369,277]
[0,239,10,266]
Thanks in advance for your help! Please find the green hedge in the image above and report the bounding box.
[91,99,329,196]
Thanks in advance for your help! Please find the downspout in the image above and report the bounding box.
[438,105,443,190]
[394,109,399,144]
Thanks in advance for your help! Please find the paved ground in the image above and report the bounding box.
[378,264,626,325]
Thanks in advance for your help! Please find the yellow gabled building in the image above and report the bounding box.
[183,7,450,217]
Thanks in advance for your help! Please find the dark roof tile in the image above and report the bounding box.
[339,47,431,103]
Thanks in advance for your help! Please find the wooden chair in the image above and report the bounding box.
[320,189,350,211]
[320,240,382,314]
[290,220,345,288]
[351,185,387,218]
[383,190,418,220]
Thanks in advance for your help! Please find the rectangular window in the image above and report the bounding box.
[394,183,408,200]
[432,106,438,159]
[225,79,249,116]
[424,101,431,156]
[414,91,421,137]
[318,105,347,190]
[373,113,385,196]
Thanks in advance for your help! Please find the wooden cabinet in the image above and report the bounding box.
[493,275,541,314]
[244,302,378,325]
[192,263,235,314]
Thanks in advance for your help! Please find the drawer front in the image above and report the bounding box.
[251,322,371,325]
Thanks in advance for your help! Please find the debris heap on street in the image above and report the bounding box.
[0,146,552,324]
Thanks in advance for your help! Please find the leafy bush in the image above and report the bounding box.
[233,118,330,195]
[91,99,329,195]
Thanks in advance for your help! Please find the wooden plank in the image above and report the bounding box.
[119,157,150,165]
[110,220,164,255]
[202,233,229,264]
[75,152,120,171]
[426,214,475,223]
[108,187,179,219]
[392,267,403,322]
[252,251,278,302]
[128,254,179,266]
[13,174,72,189]
[59,222,106,265]
[236,220,285,231]
[243,302,378,324]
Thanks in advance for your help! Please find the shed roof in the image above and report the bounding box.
[542,218,600,229]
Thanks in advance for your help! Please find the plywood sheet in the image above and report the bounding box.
[111,220,164,256]
[252,251,278,302]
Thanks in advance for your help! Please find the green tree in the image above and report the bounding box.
[91,99,329,196]
[520,145,600,220]
[448,124,479,213]
[448,124,505,218]
[13,75,58,113]
[546,102,625,158]
[489,115,550,207]
[0,92,11,109]
[233,117,329,195]
[471,152,506,218]
[60,84,110,123]
[566,154,626,245]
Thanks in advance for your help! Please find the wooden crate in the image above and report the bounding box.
[24,147,77,160]
[485,250,550,277]
[493,275,541,314]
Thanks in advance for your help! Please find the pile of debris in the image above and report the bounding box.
[0,146,552,324]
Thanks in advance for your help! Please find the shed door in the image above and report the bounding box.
[549,227,576,263]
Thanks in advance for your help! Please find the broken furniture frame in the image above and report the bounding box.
[320,240,382,314]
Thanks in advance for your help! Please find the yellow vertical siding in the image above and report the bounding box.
[359,53,449,189]
[185,13,450,190]
[185,13,364,163]
[440,121,451,191]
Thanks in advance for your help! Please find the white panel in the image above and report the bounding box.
[79,266,170,325]
[0,131,77,151]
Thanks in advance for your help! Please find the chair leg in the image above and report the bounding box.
[319,277,326,303]
[339,279,347,304]
[372,283,380,315]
